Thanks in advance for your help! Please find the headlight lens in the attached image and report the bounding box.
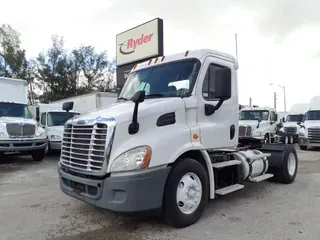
[252,131,262,137]
[110,146,151,172]
[50,135,61,140]
[0,131,8,138]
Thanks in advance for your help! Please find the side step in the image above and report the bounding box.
[248,173,274,183]
[212,160,241,169]
[215,184,244,196]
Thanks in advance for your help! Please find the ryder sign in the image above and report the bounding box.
[116,18,163,66]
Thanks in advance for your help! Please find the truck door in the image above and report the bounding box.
[40,112,47,129]
[270,111,278,134]
[195,56,238,149]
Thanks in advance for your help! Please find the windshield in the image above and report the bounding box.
[286,114,304,122]
[0,102,32,118]
[47,112,80,127]
[306,111,320,121]
[239,110,269,121]
[118,59,201,100]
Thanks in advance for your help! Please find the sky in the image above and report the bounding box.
[1,0,320,112]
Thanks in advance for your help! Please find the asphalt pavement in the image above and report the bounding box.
[1,147,320,240]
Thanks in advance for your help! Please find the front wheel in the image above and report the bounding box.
[32,149,45,161]
[162,158,209,228]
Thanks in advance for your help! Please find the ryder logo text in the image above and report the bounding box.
[119,33,154,55]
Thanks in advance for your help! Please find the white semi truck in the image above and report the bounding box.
[298,96,320,150]
[0,77,47,160]
[58,49,298,228]
[50,92,118,115]
[280,103,309,144]
[239,106,279,143]
[29,103,80,152]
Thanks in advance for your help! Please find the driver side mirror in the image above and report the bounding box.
[282,117,285,123]
[36,106,40,122]
[131,90,145,103]
[212,67,231,101]
[63,101,74,112]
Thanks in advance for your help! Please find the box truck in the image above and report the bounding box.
[29,103,80,152]
[0,77,47,160]
[50,92,118,115]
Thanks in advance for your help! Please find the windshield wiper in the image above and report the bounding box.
[118,97,129,101]
[145,93,166,99]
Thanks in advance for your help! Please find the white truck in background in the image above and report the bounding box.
[298,96,320,150]
[0,77,47,160]
[50,92,118,115]
[279,103,309,144]
[238,106,278,143]
[58,49,298,228]
[29,103,80,152]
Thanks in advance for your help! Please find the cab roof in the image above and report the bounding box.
[241,106,277,112]
[132,49,238,72]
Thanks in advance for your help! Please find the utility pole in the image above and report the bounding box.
[249,97,252,107]
[235,33,238,62]
[274,92,277,109]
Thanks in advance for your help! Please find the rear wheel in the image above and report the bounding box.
[32,149,45,161]
[268,145,298,184]
[162,158,209,228]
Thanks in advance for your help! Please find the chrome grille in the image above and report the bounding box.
[239,126,252,137]
[61,123,108,172]
[308,128,320,143]
[6,123,36,137]
[284,127,297,135]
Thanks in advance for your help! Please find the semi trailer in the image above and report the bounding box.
[58,49,298,228]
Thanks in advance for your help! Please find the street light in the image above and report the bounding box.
[270,83,286,112]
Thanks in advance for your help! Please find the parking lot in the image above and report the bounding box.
[1,147,320,240]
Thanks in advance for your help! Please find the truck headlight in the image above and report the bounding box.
[110,146,151,172]
[252,131,262,137]
[0,131,8,138]
[50,135,61,140]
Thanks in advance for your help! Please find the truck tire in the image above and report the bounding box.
[266,145,298,184]
[162,158,209,228]
[32,149,45,161]
[299,145,307,150]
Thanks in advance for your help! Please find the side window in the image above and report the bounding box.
[41,113,46,125]
[202,64,229,101]
[270,111,277,122]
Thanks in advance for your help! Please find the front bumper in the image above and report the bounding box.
[298,137,320,147]
[49,141,62,150]
[58,162,171,213]
[0,138,48,152]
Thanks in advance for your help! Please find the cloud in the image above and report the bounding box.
[103,0,320,41]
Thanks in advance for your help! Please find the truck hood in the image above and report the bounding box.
[239,120,259,127]
[303,120,320,128]
[71,98,185,124]
[283,122,300,128]
[0,116,36,124]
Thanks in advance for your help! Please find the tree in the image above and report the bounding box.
[0,24,36,103]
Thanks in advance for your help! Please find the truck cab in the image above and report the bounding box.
[58,49,298,228]
[239,106,278,143]
[298,96,320,150]
[30,103,80,152]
